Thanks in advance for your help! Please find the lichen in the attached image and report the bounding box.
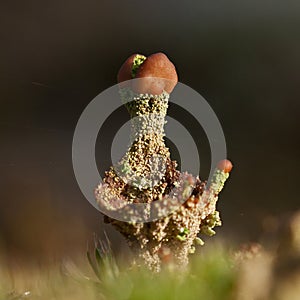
[95,54,232,272]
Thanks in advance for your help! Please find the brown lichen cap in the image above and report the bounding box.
[117,52,178,95]
[217,159,233,173]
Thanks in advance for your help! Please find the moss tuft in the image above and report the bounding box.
[131,54,146,78]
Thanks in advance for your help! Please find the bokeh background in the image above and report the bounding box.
[1,0,299,264]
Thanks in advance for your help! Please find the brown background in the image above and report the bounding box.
[0,0,299,263]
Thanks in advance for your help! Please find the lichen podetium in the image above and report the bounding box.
[95,53,233,272]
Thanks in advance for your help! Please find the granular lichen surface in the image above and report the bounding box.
[95,53,232,271]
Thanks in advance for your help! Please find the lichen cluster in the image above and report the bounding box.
[95,84,231,271]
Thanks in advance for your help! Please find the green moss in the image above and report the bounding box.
[200,211,222,237]
[177,227,190,241]
[194,237,205,246]
[131,54,146,78]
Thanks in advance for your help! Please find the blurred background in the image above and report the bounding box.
[0,0,299,265]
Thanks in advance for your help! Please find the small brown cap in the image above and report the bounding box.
[133,53,178,94]
[217,159,233,173]
[117,52,178,95]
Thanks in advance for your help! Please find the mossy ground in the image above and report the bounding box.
[0,245,235,300]
[2,240,299,300]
